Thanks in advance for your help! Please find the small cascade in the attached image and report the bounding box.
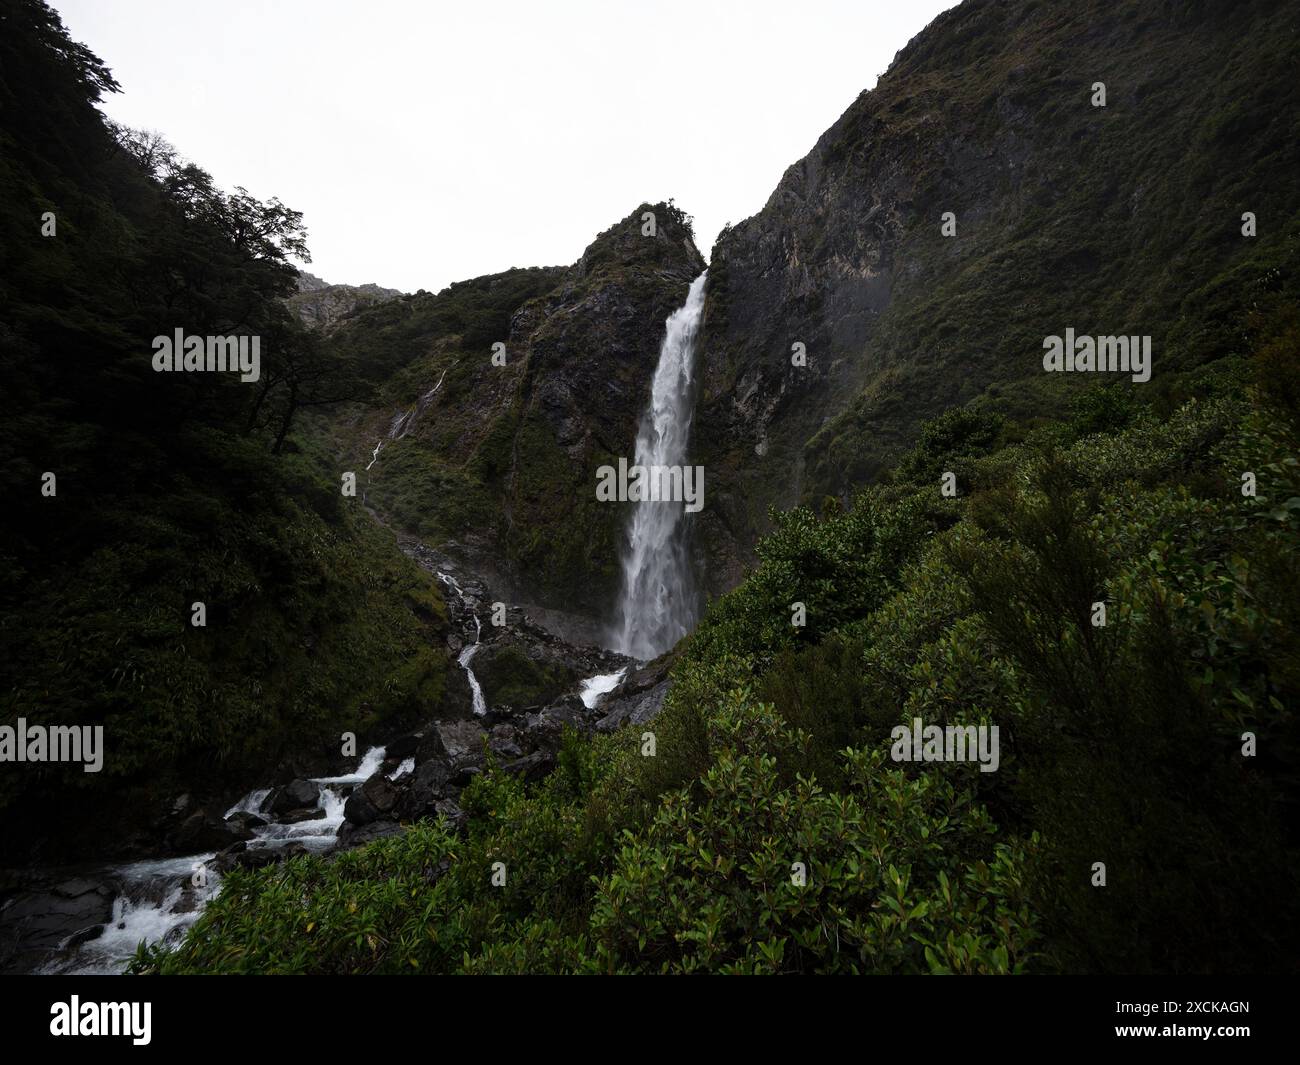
[365,368,449,476]
[41,745,392,975]
[437,571,487,716]
[579,668,626,709]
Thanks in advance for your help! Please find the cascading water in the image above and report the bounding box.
[614,271,707,661]
[366,368,449,474]
[39,744,393,974]
[437,571,487,716]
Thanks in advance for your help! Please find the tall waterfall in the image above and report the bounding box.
[614,271,707,660]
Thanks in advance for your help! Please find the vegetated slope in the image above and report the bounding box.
[144,0,1300,978]
[318,205,705,621]
[144,334,1300,975]
[695,0,1300,594]
[0,0,452,862]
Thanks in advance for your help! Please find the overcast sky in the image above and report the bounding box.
[53,0,953,294]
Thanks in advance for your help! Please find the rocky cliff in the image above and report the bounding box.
[321,203,705,629]
[693,0,1300,594]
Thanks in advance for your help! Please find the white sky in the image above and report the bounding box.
[53,0,953,294]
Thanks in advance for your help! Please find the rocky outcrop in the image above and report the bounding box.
[332,203,706,622]
[0,875,114,973]
[288,271,402,331]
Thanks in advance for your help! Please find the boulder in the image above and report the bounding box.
[336,820,405,849]
[0,879,114,951]
[225,811,268,833]
[437,720,485,763]
[172,810,253,852]
[596,678,670,734]
[267,778,321,815]
[278,808,327,825]
[415,727,448,765]
[395,759,451,820]
[342,772,399,827]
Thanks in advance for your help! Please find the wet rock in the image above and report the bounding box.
[0,880,114,952]
[211,842,247,873]
[383,733,421,761]
[172,810,253,852]
[342,772,398,827]
[65,924,104,949]
[53,878,102,899]
[267,779,321,816]
[230,842,308,870]
[225,811,268,832]
[278,808,327,825]
[596,666,672,734]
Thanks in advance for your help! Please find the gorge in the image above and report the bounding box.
[2,0,1298,978]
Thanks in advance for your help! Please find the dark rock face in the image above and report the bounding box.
[225,811,268,833]
[693,0,1300,596]
[0,875,114,972]
[216,841,309,872]
[384,733,422,761]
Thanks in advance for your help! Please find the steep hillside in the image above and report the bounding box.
[320,205,705,628]
[0,1,455,862]
[695,0,1300,593]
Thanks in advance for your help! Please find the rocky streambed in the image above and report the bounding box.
[0,549,673,975]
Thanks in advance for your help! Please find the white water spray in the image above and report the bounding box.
[614,272,707,660]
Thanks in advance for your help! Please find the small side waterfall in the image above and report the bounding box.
[437,571,487,715]
[613,271,707,661]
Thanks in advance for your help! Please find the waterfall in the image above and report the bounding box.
[614,271,707,661]
[436,571,487,715]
